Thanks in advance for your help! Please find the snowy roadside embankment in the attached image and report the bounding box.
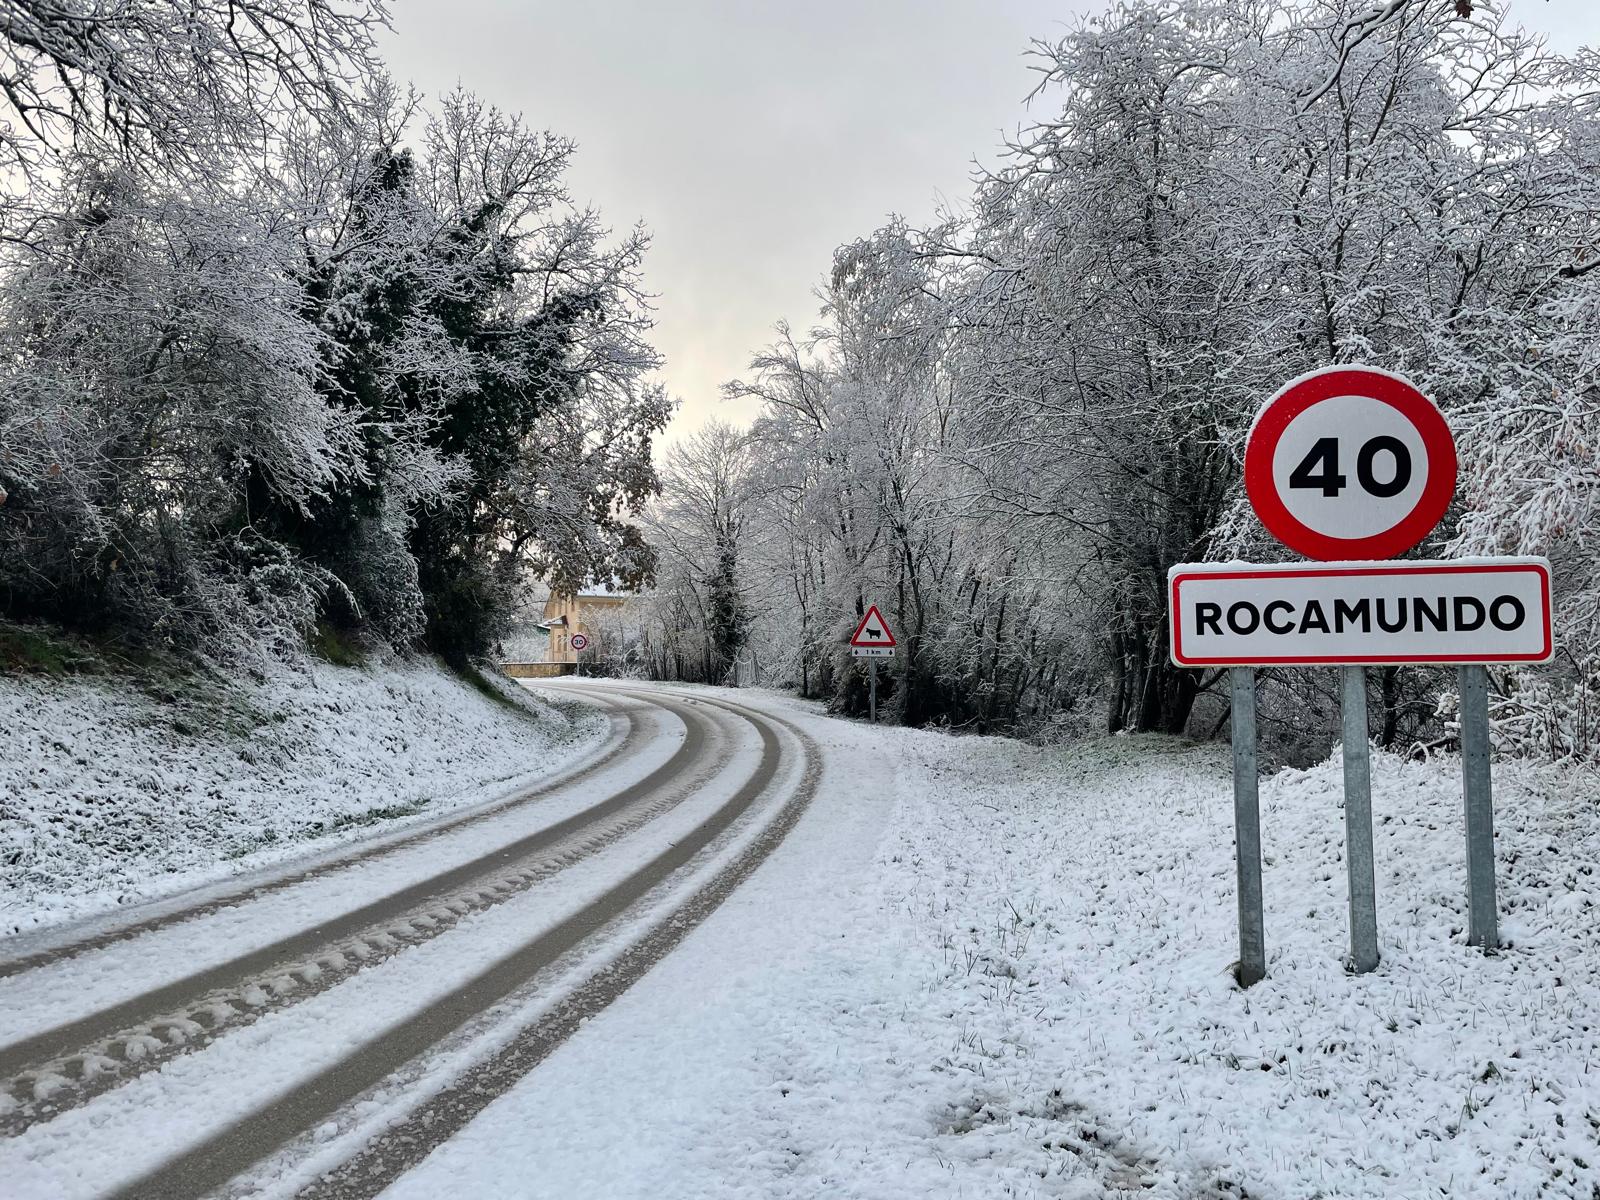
[0,656,606,935]
[823,731,1600,1199]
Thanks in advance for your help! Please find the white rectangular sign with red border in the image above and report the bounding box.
[1168,558,1552,667]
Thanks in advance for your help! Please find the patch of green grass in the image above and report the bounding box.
[453,659,529,714]
[0,621,276,744]
[100,651,273,740]
[0,623,99,675]
[223,800,431,860]
[308,621,365,667]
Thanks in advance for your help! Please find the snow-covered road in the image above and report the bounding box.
[4,681,1596,1200]
[0,681,824,1199]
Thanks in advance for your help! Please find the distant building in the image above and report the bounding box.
[541,585,637,665]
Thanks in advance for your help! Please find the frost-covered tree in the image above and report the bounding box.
[685,0,1600,752]
[0,0,384,189]
[247,87,669,660]
[0,13,669,666]
[637,421,754,684]
[0,169,359,658]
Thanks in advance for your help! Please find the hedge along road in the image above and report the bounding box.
[0,683,819,1200]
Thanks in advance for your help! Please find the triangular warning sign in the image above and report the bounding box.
[850,604,897,648]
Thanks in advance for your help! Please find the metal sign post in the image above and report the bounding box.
[1458,664,1498,950]
[868,659,877,723]
[569,631,590,679]
[1173,560,1549,977]
[1230,667,1266,987]
[1340,666,1379,972]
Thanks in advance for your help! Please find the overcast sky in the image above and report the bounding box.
[380,1,1596,442]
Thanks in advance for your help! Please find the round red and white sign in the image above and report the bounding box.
[569,633,589,652]
[1244,366,1456,561]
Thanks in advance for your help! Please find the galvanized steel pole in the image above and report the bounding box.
[1230,667,1266,986]
[1459,664,1499,950]
[1340,666,1380,973]
[868,658,877,724]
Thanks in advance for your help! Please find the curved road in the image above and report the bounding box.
[0,682,819,1200]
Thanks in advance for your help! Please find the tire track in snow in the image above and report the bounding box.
[0,691,730,1133]
[0,693,642,980]
[106,690,817,1200]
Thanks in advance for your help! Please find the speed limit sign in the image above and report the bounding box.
[1244,365,1456,561]
[569,632,589,652]
[1192,365,1522,986]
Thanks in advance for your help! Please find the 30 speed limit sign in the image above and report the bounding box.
[569,632,589,652]
[1244,366,1456,561]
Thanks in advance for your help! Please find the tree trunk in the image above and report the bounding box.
[1108,629,1128,734]
[1379,666,1400,748]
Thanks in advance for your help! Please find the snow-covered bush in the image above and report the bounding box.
[0,171,356,661]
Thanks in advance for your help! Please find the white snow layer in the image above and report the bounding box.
[385,689,1599,1200]
[0,658,607,934]
[0,701,781,1200]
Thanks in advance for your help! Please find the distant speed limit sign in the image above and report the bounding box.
[1245,366,1457,561]
[569,633,589,652]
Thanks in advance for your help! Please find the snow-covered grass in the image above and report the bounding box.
[0,647,606,935]
[400,686,1596,1199]
[817,730,1600,1198]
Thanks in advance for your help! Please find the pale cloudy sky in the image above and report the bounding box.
[380,1,1596,442]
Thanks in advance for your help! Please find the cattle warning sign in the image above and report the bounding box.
[849,605,896,658]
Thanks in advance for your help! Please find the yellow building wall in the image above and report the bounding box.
[502,662,574,679]
[541,593,629,663]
